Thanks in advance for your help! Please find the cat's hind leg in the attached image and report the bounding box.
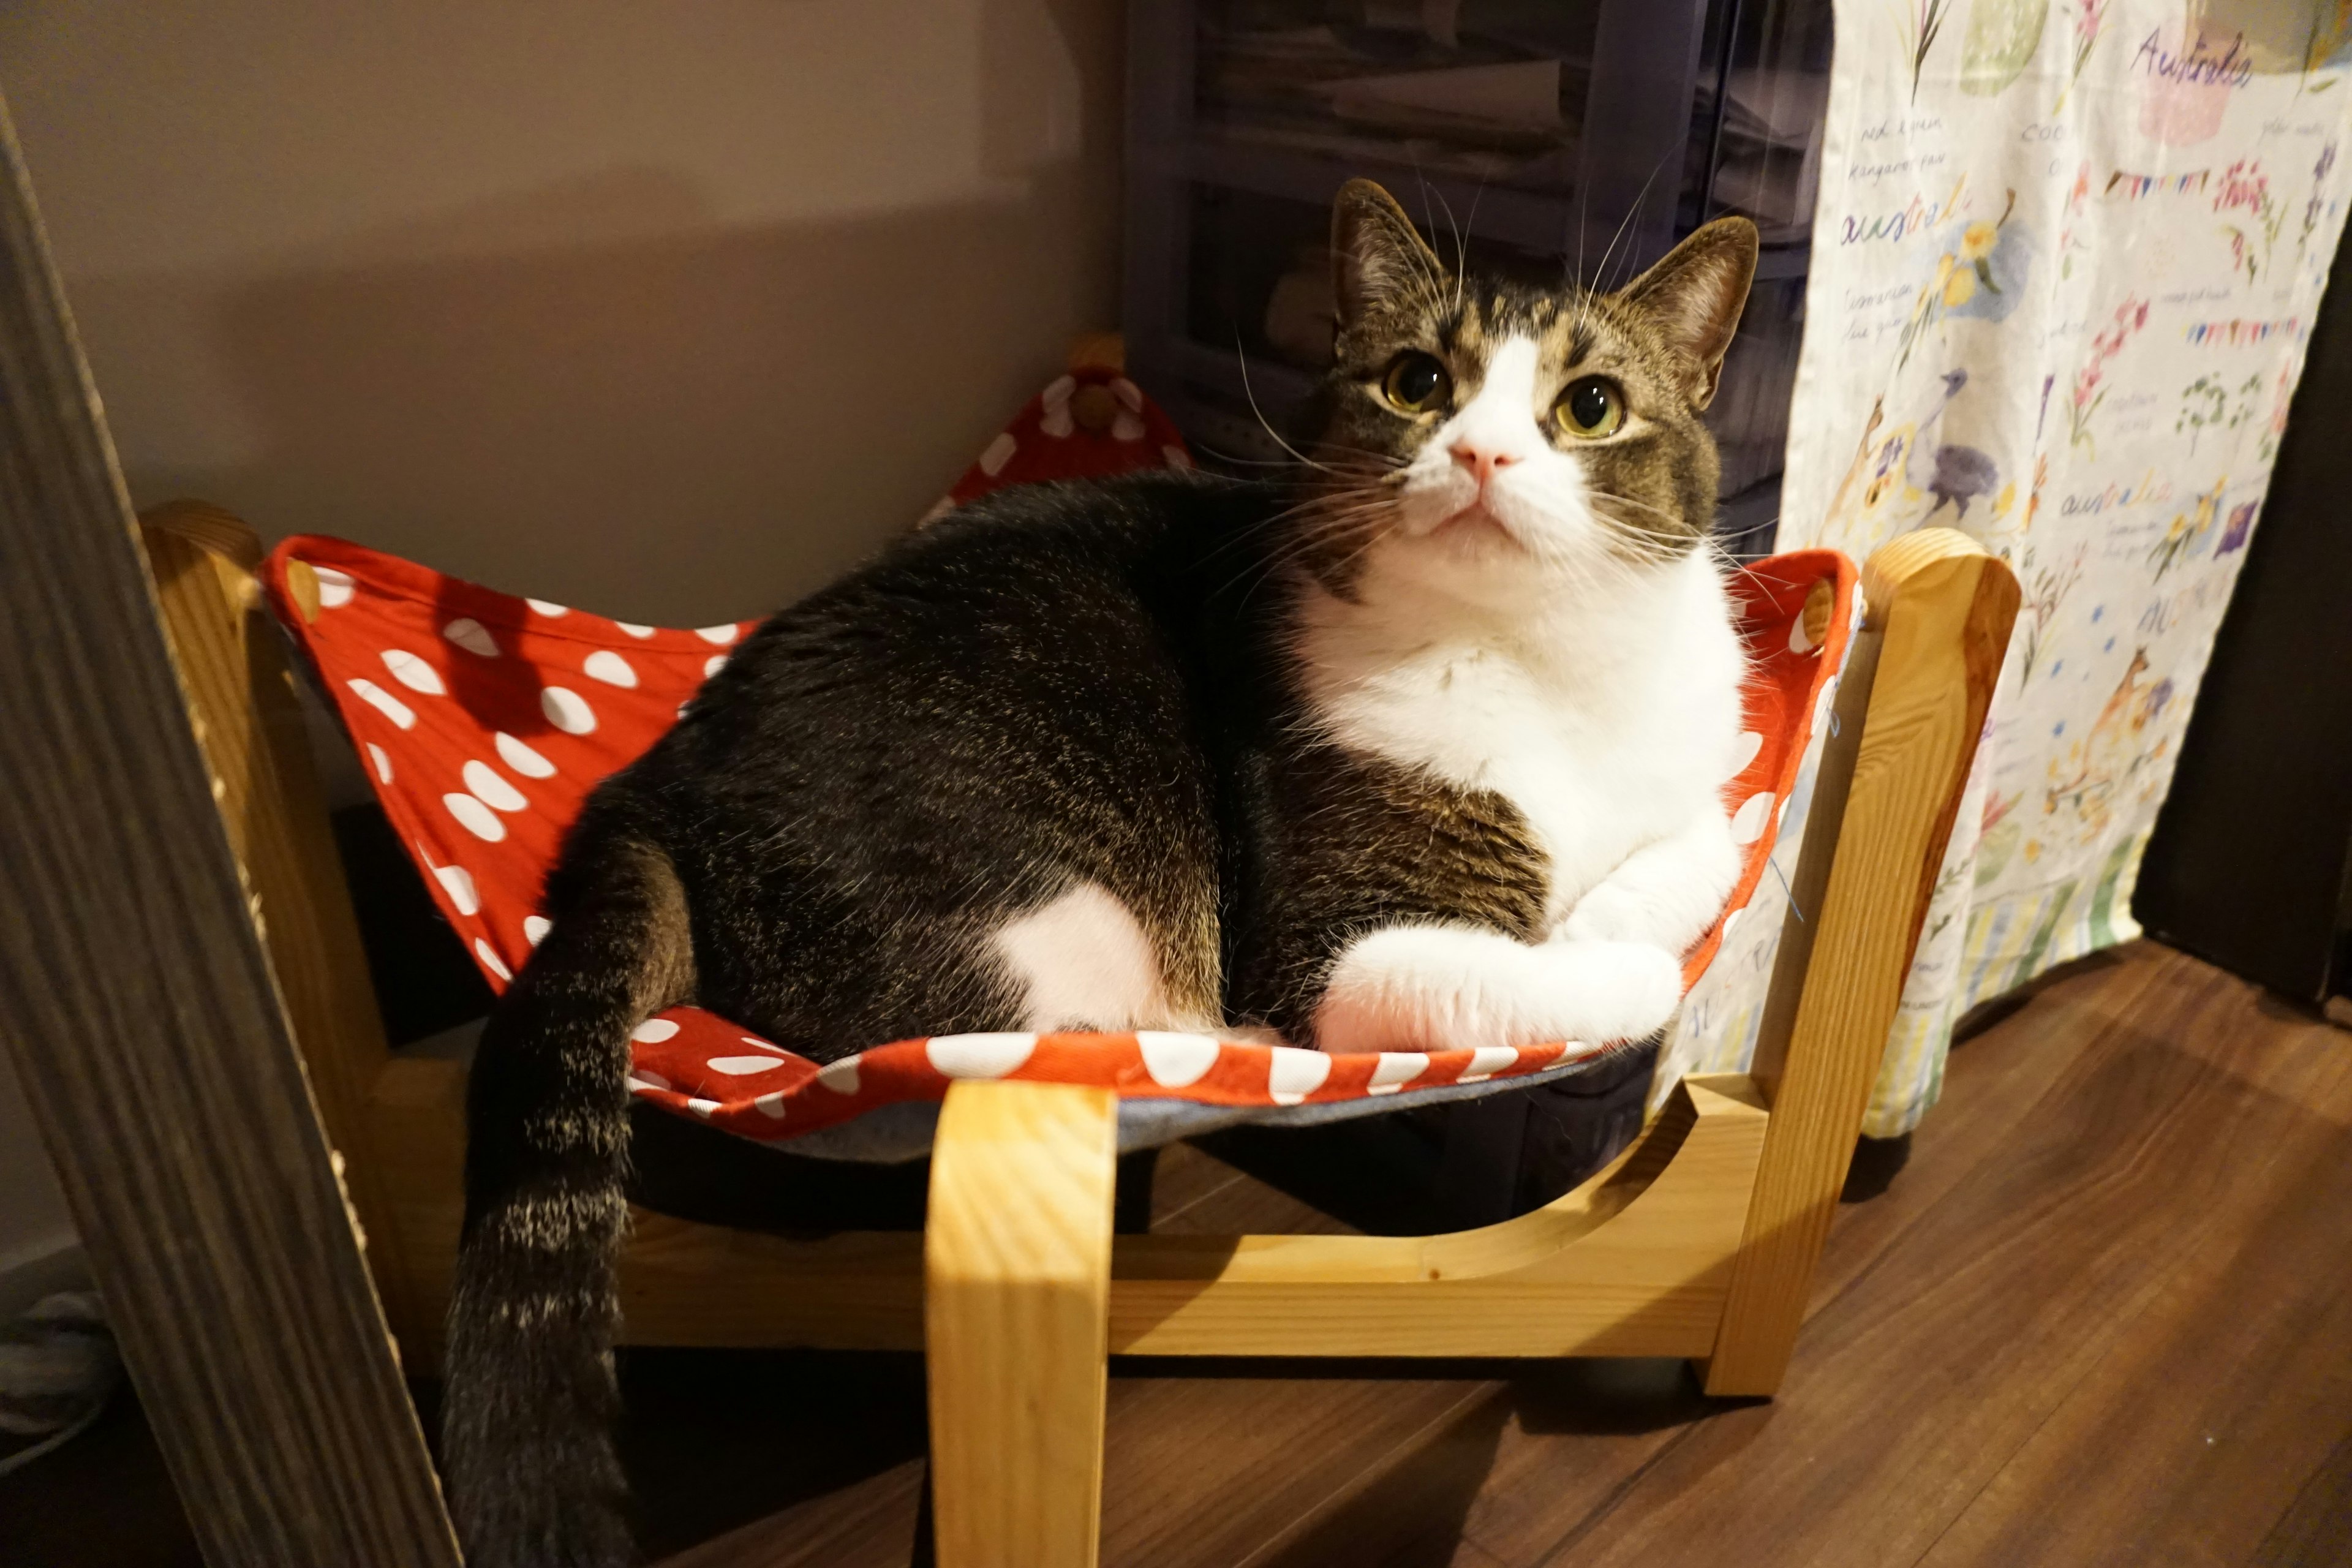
[1312,924,1683,1055]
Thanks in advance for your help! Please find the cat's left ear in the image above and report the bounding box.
[1619,217,1760,410]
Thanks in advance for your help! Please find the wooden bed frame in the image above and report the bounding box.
[0,83,2013,1566]
[129,500,2015,1566]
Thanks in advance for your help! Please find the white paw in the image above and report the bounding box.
[1313,924,1685,1055]
[1559,883,1670,948]
[1540,940,1685,1042]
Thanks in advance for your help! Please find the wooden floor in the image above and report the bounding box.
[9,940,2352,1567]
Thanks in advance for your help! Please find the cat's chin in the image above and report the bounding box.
[1426,505,1522,554]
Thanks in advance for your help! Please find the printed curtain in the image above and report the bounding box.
[1662,0,2352,1133]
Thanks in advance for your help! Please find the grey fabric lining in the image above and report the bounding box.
[761,1036,1658,1164]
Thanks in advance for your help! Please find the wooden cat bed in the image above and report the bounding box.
[134,499,2015,1567]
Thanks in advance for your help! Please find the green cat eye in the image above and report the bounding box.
[1555,377,1624,439]
[1379,352,1450,414]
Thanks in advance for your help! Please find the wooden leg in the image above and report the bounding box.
[1702,530,2018,1397]
[926,1081,1120,1568]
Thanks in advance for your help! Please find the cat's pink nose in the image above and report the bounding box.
[1449,440,1520,487]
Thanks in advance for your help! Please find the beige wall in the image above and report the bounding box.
[0,0,1126,1275]
[1,0,1126,622]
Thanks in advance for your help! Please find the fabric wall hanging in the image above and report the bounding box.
[1660,0,2352,1134]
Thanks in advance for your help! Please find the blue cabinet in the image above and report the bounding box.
[1122,0,1831,557]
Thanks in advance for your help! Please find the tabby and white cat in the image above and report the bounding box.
[442,181,1758,1567]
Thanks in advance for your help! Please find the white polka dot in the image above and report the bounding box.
[494,731,556,778]
[526,598,569,617]
[627,1072,671,1093]
[1730,791,1777,845]
[978,432,1017,477]
[433,862,478,916]
[817,1055,862,1094]
[1110,377,1144,412]
[1042,374,1077,406]
[686,1098,720,1118]
[1733,730,1764,777]
[632,1018,680,1044]
[614,621,655,639]
[739,1035,789,1054]
[696,624,739,645]
[380,649,445,695]
[926,1033,1036,1079]
[1367,1052,1429,1095]
[583,650,638,688]
[1112,410,1146,442]
[1040,399,1074,439]
[919,496,956,524]
[462,760,527,812]
[1721,905,1744,940]
[1267,1046,1332,1105]
[676,703,693,721]
[442,617,500,657]
[444,792,507,842]
[1162,445,1193,470]
[473,938,512,982]
[306,564,355,608]
[753,1091,789,1120]
[1136,1032,1221,1088]
[541,686,597,734]
[704,654,728,679]
[366,743,393,783]
[347,678,416,729]
[1456,1046,1521,1085]
[706,1055,789,1077]
[524,915,551,946]
[1789,614,1819,655]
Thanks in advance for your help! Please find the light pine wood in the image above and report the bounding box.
[1703,527,2019,1397]
[0,94,459,1565]
[1109,1077,1766,1357]
[138,500,437,1363]
[926,1081,1121,1568]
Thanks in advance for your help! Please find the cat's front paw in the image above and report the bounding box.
[1544,940,1685,1043]
[1559,884,1676,951]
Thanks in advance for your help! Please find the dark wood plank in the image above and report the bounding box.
[0,93,458,1565]
[2251,1430,2352,1568]
[1098,1368,1493,1568]
[1497,943,2352,1568]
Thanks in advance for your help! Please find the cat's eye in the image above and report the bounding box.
[1379,352,1450,414]
[1555,377,1625,439]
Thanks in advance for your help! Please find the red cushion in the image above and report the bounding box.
[263,534,1852,1145]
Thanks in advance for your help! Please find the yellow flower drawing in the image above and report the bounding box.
[1943,265,1979,308]
[1961,220,1999,260]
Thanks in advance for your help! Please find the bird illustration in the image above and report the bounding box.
[1905,369,2003,522]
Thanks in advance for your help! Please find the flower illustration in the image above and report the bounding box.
[1961,221,1999,259]
[2054,0,2109,113]
[2212,158,2283,283]
[1943,266,1979,307]
[2066,295,2150,455]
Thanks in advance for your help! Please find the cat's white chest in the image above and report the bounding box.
[1295,555,1744,925]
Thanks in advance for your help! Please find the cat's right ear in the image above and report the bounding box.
[1331,179,1444,328]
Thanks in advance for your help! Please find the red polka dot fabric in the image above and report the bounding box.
[264,537,1852,1149]
[932,368,1193,517]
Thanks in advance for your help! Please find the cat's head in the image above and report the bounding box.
[1294,179,1758,605]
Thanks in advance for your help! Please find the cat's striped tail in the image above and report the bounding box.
[442,839,693,1568]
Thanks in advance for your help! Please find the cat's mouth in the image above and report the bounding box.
[1427,503,1524,552]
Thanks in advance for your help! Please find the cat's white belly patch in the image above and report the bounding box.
[991,881,1203,1033]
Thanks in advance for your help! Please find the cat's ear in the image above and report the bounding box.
[1619,217,1759,410]
[1330,179,1445,327]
